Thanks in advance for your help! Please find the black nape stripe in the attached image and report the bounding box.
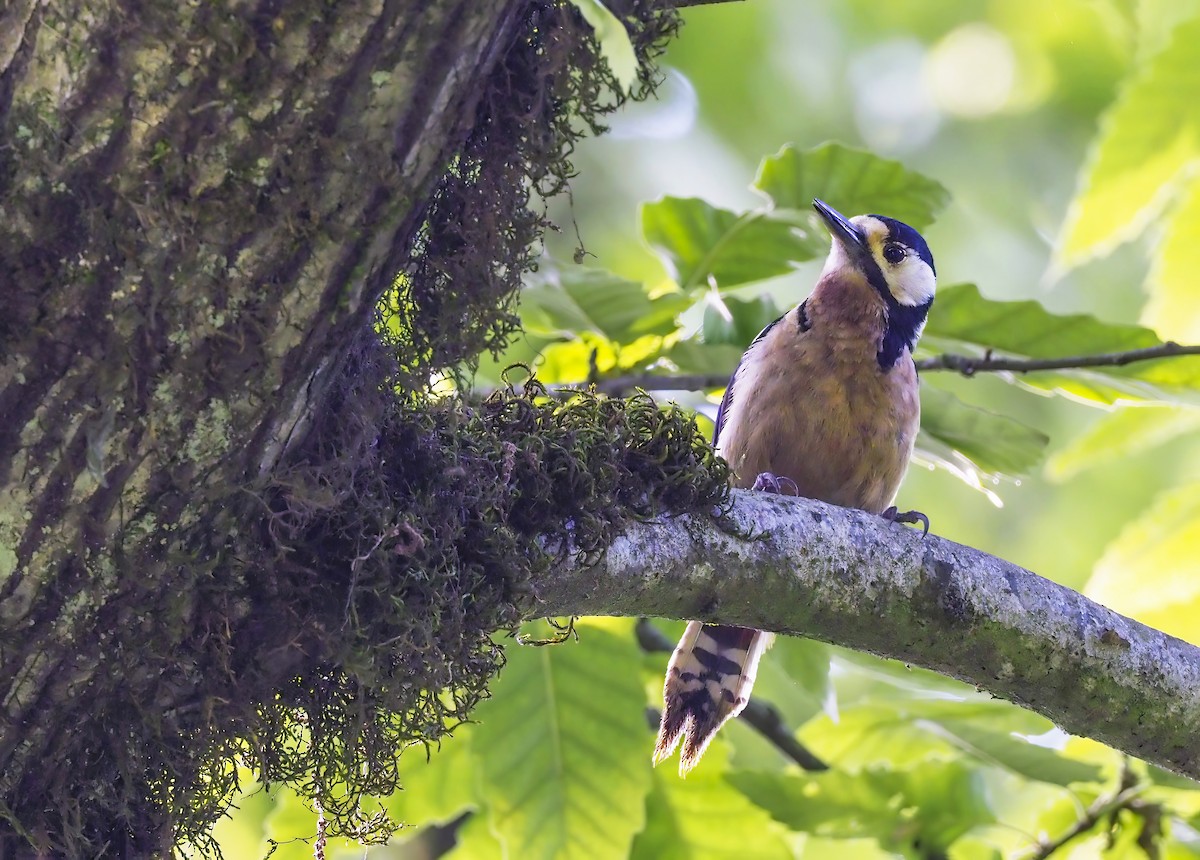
[877,299,932,370]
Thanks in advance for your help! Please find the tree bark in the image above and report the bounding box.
[535,490,1200,782]
[0,0,529,852]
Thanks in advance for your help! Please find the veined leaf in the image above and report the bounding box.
[471,620,652,860]
[730,761,995,853]
[521,267,689,342]
[1085,482,1200,643]
[701,293,784,346]
[1144,173,1200,341]
[630,753,792,860]
[660,341,744,377]
[641,196,824,291]
[919,386,1049,476]
[800,701,1101,787]
[1057,12,1200,266]
[925,283,1200,403]
[753,142,949,229]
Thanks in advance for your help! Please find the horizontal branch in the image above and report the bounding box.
[565,342,1200,396]
[528,491,1200,780]
[918,341,1200,376]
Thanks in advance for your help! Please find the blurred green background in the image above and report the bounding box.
[210,0,1200,857]
[541,0,1194,599]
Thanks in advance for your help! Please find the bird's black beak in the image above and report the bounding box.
[813,199,869,263]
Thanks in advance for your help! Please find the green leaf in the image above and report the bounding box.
[767,635,834,720]
[831,649,985,705]
[384,730,478,833]
[917,721,1102,788]
[630,761,792,860]
[753,142,950,229]
[1046,405,1200,481]
[729,761,994,853]
[919,386,1049,476]
[442,811,505,860]
[701,294,784,346]
[209,773,276,859]
[800,700,1101,786]
[1085,482,1200,644]
[794,835,898,860]
[641,197,823,291]
[1057,13,1200,266]
[521,267,688,342]
[259,784,359,860]
[727,768,897,842]
[470,619,653,860]
[925,283,1200,403]
[1136,0,1200,58]
[660,341,744,377]
[1144,173,1200,341]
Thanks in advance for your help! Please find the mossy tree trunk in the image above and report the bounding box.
[0,0,599,853]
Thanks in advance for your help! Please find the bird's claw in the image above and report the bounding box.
[881,505,930,537]
[752,472,799,496]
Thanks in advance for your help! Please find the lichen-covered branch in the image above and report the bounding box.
[533,489,1200,781]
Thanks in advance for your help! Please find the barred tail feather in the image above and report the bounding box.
[653,621,772,774]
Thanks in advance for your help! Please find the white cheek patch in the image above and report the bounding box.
[889,259,936,307]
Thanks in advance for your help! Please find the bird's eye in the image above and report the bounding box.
[883,243,906,265]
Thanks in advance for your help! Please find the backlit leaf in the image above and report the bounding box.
[1144,174,1200,341]
[641,196,823,290]
[800,700,1101,786]
[384,730,477,833]
[630,752,792,860]
[521,267,689,342]
[753,142,950,229]
[919,386,1049,476]
[471,620,653,860]
[442,811,504,860]
[767,635,835,721]
[1085,482,1200,644]
[1046,405,1200,481]
[729,761,994,853]
[1057,13,1200,266]
[701,293,784,346]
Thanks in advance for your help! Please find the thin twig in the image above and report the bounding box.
[550,342,1200,397]
[917,342,1200,377]
[1025,759,1153,859]
[635,618,829,771]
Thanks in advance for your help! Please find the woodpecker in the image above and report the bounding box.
[653,198,936,774]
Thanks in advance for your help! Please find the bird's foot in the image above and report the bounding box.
[752,472,799,496]
[881,505,930,537]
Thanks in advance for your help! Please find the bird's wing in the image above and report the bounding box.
[712,304,803,445]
